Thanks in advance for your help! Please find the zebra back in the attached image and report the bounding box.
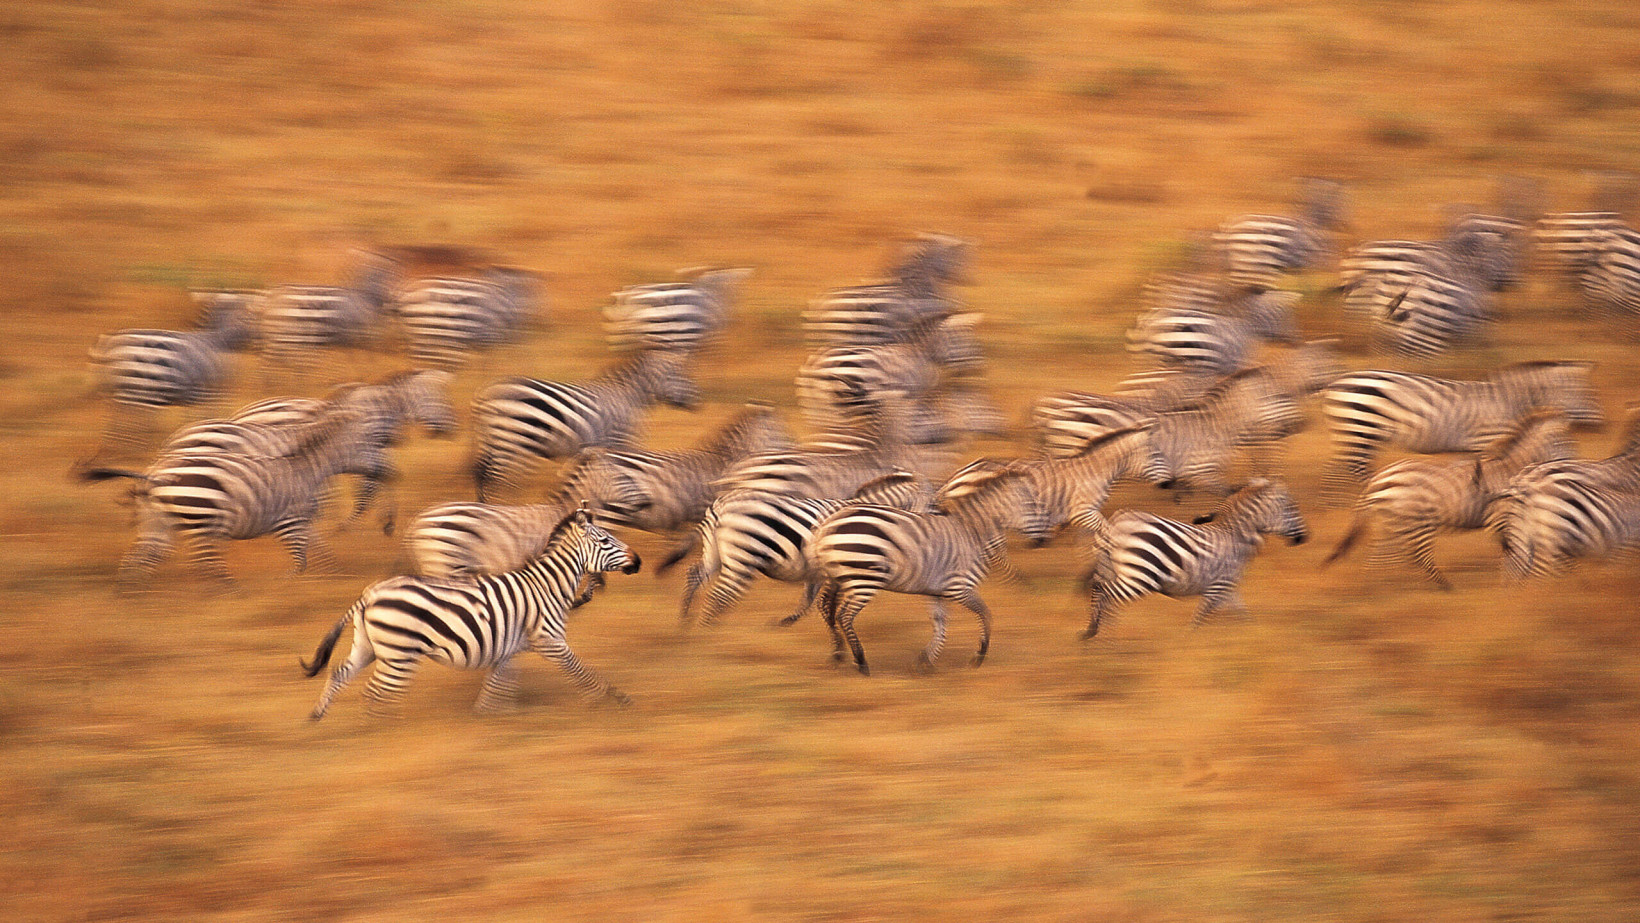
[606,267,751,355]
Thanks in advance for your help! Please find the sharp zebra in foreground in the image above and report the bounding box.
[303,507,641,718]
[1082,478,1308,639]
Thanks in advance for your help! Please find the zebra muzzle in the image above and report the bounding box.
[622,555,643,575]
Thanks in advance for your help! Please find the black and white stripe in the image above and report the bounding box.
[1145,366,1307,499]
[79,411,374,584]
[1126,289,1300,374]
[802,233,970,349]
[258,283,393,382]
[668,472,933,630]
[605,267,751,355]
[1324,410,1574,588]
[810,463,1049,674]
[303,507,642,718]
[88,291,260,456]
[1214,178,1346,290]
[471,350,700,501]
[795,312,986,435]
[1320,362,1606,502]
[396,267,542,370]
[1081,478,1308,638]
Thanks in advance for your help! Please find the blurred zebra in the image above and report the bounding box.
[158,370,456,532]
[1324,410,1574,589]
[1574,225,1640,334]
[1126,290,1300,374]
[1214,178,1347,290]
[1022,422,1170,537]
[258,283,393,384]
[1146,366,1307,499]
[714,393,943,500]
[667,472,934,630]
[303,507,642,718]
[401,450,650,582]
[552,401,793,536]
[78,410,372,585]
[1320,361,1605,503]
[605,267,751,355]
[1339,212,1523,358]
[396,267,543,370]
[88,290,260,457]
[795,312,987,434]
[471,349,700,501]
[1489,408,1640,579]
[1081,478,1308,639]
[802,233,970,349]
[811,462,1050,674]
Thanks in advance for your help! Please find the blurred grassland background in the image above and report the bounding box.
[3,1,1640,920]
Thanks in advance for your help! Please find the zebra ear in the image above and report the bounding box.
[1193,512,1217,525]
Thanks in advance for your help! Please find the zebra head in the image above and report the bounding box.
[553,506,642,576]
[896,232,972,294]
[641,349,702,411]
[191,290,262,351]
[934,459,1052,547]
[1204,478,1308,546]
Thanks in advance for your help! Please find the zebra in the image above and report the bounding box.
[802,233,971,349]
[1125,290,1301,374]
[78,410,374,585]
[1339,212,1523,358]
[551,401,794,535]
[156,370,457,533]
[604,267,752,355]
[1323,410,1574,589]
[713,393,944,500]
[666,472,935,630]
[1214,178,1347,290]
[810,461,1050,675]
[1081,478,1308,639]
[87,290,260,457]
[1145,366,1307,499]
[401,454,652,581]
[1573,225,1640,334]
[257,283,393,384]
[1021,422,1171,538]
[471,349,701,501]
[1320,361,1606,503]
[1488,408,1640,579]
[794,312,987,435]
[303,506,642,718]
[396,266,543,370]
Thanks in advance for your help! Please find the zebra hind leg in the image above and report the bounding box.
[1082,583,1120,641]
[916,599,948,672]
[1400,523,1453,591]
[310,630,377,720]
[830,589,873,676]
[953,589,994,667]
[777,579,822,628]
[473,659,522,714]
[361,657,421,718]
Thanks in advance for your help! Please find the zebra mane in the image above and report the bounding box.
[697,402,787,457]
[933,459,1028,512]
[1192,477,1277,525]
[542,505,593,553]
[1166,365,1270,415]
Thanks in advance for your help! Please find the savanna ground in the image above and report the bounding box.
[3,1,1640,920]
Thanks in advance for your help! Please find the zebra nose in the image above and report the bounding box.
[1157,479,1177,491]
[623,555,642,575]
[1290,531,1309,545]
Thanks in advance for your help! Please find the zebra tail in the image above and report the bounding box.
[1322,512,1367,568]
[75,466,150,485]
[656,531,699,575]
[300,604,357,677]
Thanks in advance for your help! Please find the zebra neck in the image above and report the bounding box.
[516,542,588,610]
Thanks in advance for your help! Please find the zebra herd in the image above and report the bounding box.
[72,180,1640,718]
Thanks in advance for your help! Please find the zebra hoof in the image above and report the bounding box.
[607,689,633,707]
[856,662,871,677]
[913,653,937,674]
[1079,628,1099,642]
[969,653,986,668]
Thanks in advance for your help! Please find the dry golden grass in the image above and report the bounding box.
[4,1,1640,920]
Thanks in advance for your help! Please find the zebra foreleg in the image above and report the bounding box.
[1398,523,1453,591]
[678,562,706,628]
[534,638,630,706]
[777,579,822,628]
[1082,583,1119,640]
[1191,585,1247,627]
[275,519,340,576]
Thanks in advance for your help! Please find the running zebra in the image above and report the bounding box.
[1126,289,1301,374]
[471,349,700,501]
[1488,408,1640,579]
[1324,410,1574,589]
[396,266,543,370]
[802,233,970,348]
[667,472,934,630]
[605,267,751,355]
[1081,478,1308,639]
[401,455,651,581]
[1574,225,1640,334]
[795,312,987,434]
[78,410,373,585]
[88,290,260,457]
[1214,178,1347,290]
[258,282,393,384]
[1339,212,1523,358]
[810,462,1050,675]
[552,401,793,535]
[1021,422,1170,538]
[157,370,456,532]
[1145,366,1307,499]
[1320,362,1606,503]
[303,506,642,718]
